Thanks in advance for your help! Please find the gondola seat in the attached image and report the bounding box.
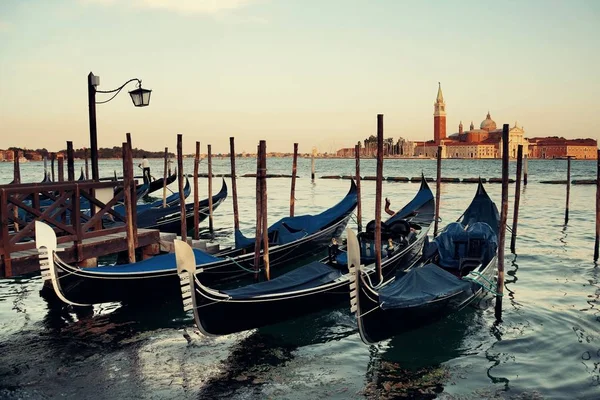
[434,222,497,272]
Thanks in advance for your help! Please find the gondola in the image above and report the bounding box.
[133,178,226,233]
[136,170,177,195]
[34,180,355,306]
[111,176,191,218]
[174,179,434,336]
[350,180,500,344]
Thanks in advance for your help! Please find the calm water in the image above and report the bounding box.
[1,157,599,399]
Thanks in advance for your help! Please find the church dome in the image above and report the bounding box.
[480,112,497,132]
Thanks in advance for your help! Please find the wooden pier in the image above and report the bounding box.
[0,179,159,277]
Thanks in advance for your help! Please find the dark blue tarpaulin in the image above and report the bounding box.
[378,263,471,310]
[222,261,342,299]
[234,181,357,249]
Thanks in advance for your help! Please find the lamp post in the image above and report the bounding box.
[87,71,151,181]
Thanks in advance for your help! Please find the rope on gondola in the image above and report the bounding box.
[464,270,503,296]
[224,256,261,274]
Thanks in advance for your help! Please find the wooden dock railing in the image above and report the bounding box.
[0,180,133,277]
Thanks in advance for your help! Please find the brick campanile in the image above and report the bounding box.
[434,82,446,144]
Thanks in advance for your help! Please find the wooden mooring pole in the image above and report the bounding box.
[193,141,200,240]
[207,144,214,235]
[565,156,572,225]
[125,133,137,246]
[595,149,600,262]
[495,124,510,321]
[434,145,442,236]
[177,134,187,242]
[43,156,48,180]
[51,153,55,182]
[311,148,316,182]
[12,150,20,232]
[162,147,168,208]
[523,155,528,186]
[290,143,298,217]
[13,150,20,184]
[355,144,362,232]
[84,147,89,180]
[122,142,135,263]
[510,145,523,253]
[230,137,240,231]
[253,143,263,281]
[66,141,75,181]
[57,154,64,182]
[260,140,270,280]
[375,114,384,283]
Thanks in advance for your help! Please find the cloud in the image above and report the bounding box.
[83,0,264,15]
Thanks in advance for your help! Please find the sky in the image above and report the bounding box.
[0,0,599,154]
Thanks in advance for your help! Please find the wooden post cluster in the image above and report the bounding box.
[355,144,362,232]
[434,145,442,236]
[67,141,75,181]
[193,142,200,240]
[290,143,298,217]
[510,145,523,253]
[207,144,214,235]
[230,137,240,231]
[177,134,187,242]
[595,149,600,262]
[162,147,168,208]
[375,114,384,283]
[565,156,572,225]
[495,124,510,321]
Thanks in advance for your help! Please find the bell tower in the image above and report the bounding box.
[434,82,446,144]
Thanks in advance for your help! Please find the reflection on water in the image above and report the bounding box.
[361,312,478,399]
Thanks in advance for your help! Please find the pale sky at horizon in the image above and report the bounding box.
[1,0,599,154]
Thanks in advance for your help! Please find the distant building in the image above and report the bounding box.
[528,137,597,159]
[416,84,528,159]
[0,150,17,161]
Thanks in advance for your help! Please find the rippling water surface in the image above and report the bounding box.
[1,157,599,399]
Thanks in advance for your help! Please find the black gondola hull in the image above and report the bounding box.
[193,228,429,336]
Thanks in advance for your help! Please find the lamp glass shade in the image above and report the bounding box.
[129,87,152,107]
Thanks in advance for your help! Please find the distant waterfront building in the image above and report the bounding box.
[528,137,597,159]
[337,83,597,159]
[0,149,17,162]
[415,84,529,159]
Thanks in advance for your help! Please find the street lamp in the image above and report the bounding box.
[87,71,152,181]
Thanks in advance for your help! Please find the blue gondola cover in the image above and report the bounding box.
[81,248,222,274]
[378,263,472,309]
[222,261,342,299]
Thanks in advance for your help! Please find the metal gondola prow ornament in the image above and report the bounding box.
[175,239,197,313]
[347,229,361,314]
[35,221,89,307]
